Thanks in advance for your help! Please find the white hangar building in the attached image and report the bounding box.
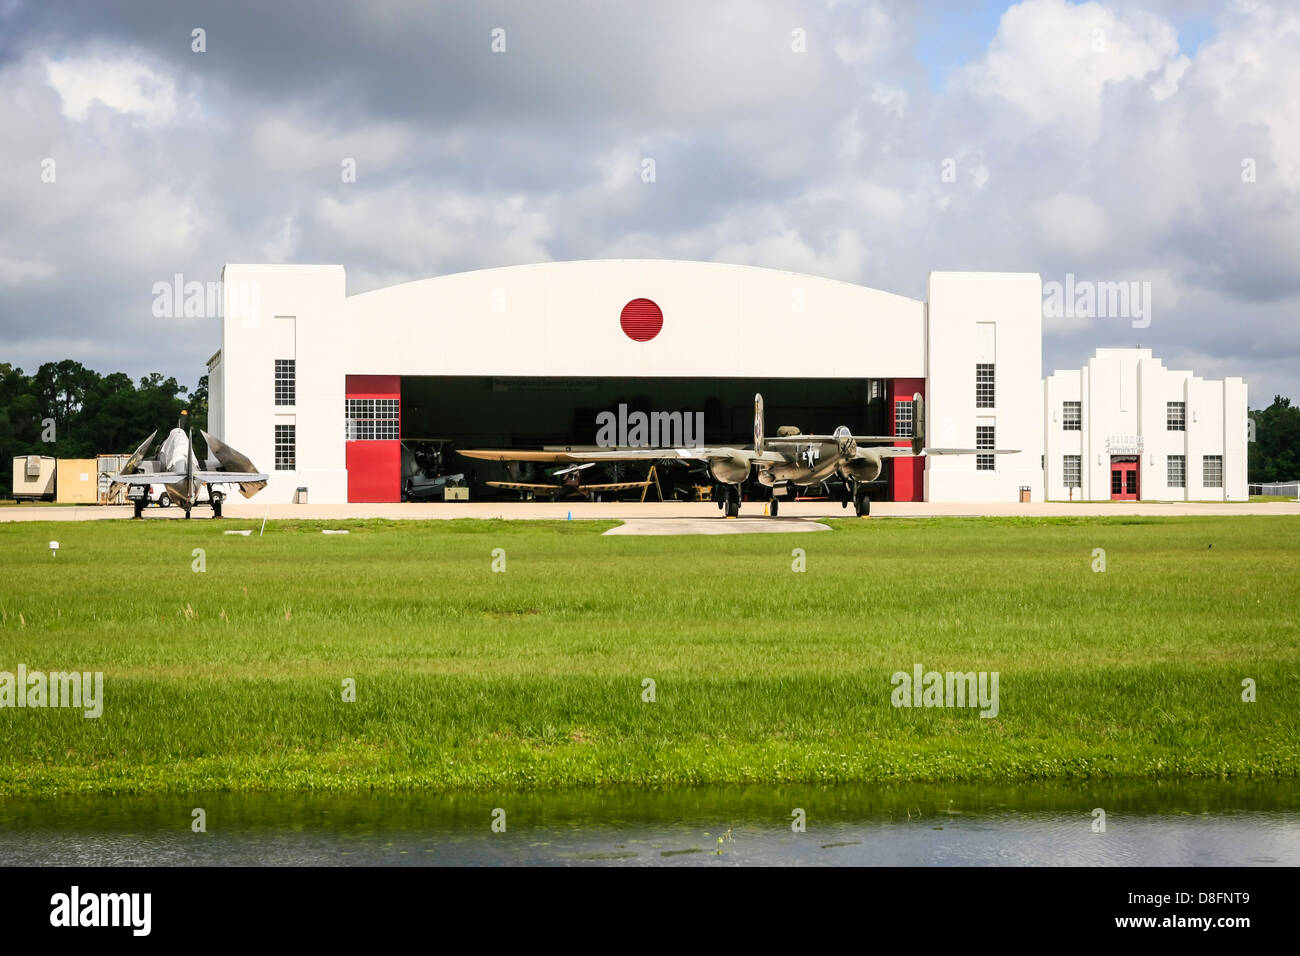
[208,261,1247,505]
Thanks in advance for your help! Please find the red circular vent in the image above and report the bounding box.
[620,298,663,342]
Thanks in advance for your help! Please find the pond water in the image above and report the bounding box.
[1,780,1295,866]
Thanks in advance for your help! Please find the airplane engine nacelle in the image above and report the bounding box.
[710,457,751,485]
[838,454,881,483]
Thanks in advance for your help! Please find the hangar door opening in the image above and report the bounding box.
[383,376,923,502]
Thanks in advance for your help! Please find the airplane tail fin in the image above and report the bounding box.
[201,430,268,498]
[753,393,765,454]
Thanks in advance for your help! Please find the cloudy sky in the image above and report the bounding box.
[1,0,1297,403]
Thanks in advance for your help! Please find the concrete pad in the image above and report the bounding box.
[603,517,831,535]
[2,499,1298,523]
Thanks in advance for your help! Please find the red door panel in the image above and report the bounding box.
[1110,460,1139,500]
[346,440,400,502]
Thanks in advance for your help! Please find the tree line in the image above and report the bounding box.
[1248,396,1300,484]
[0,360,207,497]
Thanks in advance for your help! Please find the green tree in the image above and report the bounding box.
[1247,396,1300,484]
[0,362,203,497]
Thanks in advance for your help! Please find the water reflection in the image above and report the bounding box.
[1,780,1295,866]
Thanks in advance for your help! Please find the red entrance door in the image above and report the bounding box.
[1110,459,1139,500]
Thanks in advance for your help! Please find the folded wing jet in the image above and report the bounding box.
[110,411,269,519]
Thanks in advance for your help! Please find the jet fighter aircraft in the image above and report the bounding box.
[461,393,1017,517]
[109,411,269,519]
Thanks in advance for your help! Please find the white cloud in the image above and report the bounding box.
[1188,2,1300,189]
[314,188,553,283]
[44,55,178,128]
[954,0,1183,140]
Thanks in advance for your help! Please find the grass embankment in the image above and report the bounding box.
[1,515,1297,794]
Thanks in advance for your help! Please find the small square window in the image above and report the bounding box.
[1167,402,1186,431]
[1062,401,1081,431]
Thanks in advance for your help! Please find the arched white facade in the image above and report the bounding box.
[208,260,1241,505]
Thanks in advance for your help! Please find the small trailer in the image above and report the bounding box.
[11,455,56,501]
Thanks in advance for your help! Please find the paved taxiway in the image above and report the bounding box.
[4,498,1297,534]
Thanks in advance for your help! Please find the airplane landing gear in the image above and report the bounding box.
[769,496,779,517]
[132,499,146,520]
[854,488,871,517]
[721,485,740,518]
[182,502,192,520]
[211,492,223,519]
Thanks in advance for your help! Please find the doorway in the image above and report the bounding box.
[1110,457,1140,500]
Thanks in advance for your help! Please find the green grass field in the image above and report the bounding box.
[1,515,1297,795]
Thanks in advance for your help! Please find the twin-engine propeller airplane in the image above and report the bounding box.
[461,393,1018,517]
[110,411,269,519]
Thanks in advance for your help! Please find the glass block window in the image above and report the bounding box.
[1167,455,1186,488]
[975,364,995,408]
[274,359,295,406]
[894,400,914,438]
[345,398,400,440]
[1167,401,1186,431]
[274,424,295,471]
[1063,455,1081,488]
[1062,401,1081,431]
[976,425,995,471]
[1202,455,1223,488]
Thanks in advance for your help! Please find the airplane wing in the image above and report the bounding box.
[486,481,566,496]
[110,472,185,484]
[462,447,787,464]
[577,481,652,492]
[110,470,269,484]
[870,447,1021,457]
[771,434,904,443]
[194,471,270,484]
[117,430,157,475]
[460,450,576,462]
[200,430,268,498]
